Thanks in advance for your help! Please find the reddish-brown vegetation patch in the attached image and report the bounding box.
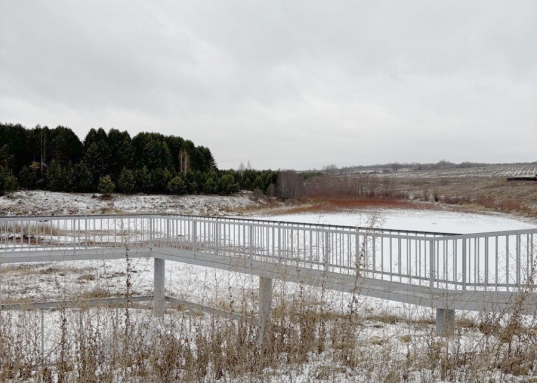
[327,199,424,210]
[281,198,440,214]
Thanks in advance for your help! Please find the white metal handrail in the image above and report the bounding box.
[0,215,536,292]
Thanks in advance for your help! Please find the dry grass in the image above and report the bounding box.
[286,174,537,218]
[389,175,537,217]
[3,263,537,382]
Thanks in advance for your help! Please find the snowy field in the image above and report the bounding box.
[255,208,537,234]
[387,164,537,179]
[0,190,260,216]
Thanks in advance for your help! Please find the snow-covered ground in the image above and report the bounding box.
[254,208,537,234]
[0,190,260,216]
[3,191,536,233]
[383,164,537,178]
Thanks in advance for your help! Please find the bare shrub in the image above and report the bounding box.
[277,170,304,200]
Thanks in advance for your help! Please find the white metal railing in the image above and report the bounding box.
[0,215,536,292]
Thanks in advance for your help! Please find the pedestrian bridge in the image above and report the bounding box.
[1,214,536,335]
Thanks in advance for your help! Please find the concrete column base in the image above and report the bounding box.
[154,258,165,317]
[258,276,273,347]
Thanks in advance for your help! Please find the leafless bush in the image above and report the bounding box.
[277,170,304,200]
[302,174,406,201]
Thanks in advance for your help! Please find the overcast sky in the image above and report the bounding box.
[1,1,536,170]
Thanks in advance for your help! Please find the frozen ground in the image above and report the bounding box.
[254,208,537,234]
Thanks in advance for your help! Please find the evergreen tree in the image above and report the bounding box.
[18,166,36,189]
[219,174,239,195]
[83,142,102,187]
[203,176,218,194]
[118,168,136,194]
[0,144,13,173]
[51,126,83,165]
[162,169,174,191]
[252,175,264,192]
[106,129,133,178]
[98,175,115,195]
[167,175,187,195]
[26,125,52,174]
[83,128,110,181]
[184,171,199,194]
[62,162,75,192]
[46,160,65,192]
[149,168,168,193]
[0,123,28,174]
[135,166,152,193]
[73,162,93,192]
[0,165,19,195]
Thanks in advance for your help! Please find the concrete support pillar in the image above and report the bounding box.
[154,258,165,317]
[436,308,455,336]
[258,276,273,348]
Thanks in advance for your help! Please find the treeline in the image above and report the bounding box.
[0,123,278,196]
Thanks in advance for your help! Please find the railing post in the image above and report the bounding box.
[72,218,76,248]
[355,231,359,273]
[154,257,165,317]
[166,217,170,247]
[192,220,197,254]
[258,276,273,348]
[516,234,521,288]
[324,231,330,272]
[278,227,281,263]
[249,224,254,261]
[215,220,220,255]
[462,238,467,291]
[429,239,435,289]
[372,234,376,277]
[149,217,154,248]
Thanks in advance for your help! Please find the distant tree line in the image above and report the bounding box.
[335,160,537,175]
[0,123,278,197]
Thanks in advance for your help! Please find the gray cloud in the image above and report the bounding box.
[1,0,535,170]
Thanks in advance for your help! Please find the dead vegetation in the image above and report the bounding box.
[2,273,535,380]
[292,172,537,218]
[3,259,537,382]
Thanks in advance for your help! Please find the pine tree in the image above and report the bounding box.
[46,160,65,192]
[98,175,115,195]
[73,162,93,192]
[167,175,187,195]
[118,168,136,194]
[18,166,36,189]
